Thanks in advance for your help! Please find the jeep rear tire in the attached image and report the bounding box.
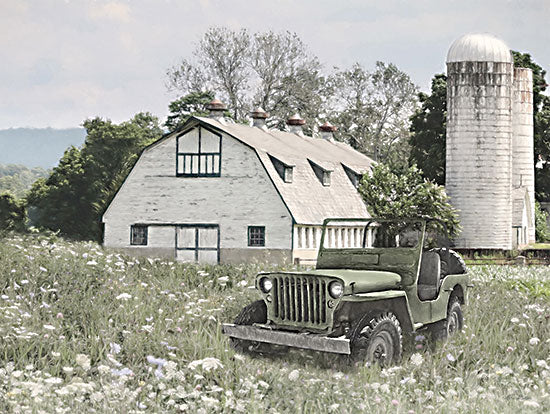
[446,297,463,337]
[349,312,402,367]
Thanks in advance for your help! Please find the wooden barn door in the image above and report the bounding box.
[176,225,219,264]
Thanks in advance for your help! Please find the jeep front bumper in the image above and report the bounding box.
[222,323,351,354]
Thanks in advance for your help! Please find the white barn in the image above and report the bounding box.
[102,102,374,264]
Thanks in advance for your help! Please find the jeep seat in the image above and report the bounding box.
[417,251,441,301]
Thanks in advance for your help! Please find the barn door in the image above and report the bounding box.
[176,225,219,264]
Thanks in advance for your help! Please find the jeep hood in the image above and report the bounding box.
[273,269,402,293]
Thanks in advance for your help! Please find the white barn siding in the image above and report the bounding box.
[103,127,293,263]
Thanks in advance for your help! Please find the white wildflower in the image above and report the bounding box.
[529,337,541,346]
[410,353,423,366]
[510,317,519,323]
[97,365,110,375]
[45,377,63,385]
[75,354,91,371]
[116,293,132,301]
[39,266,47,272]
[62,367,74,374]
[288,369,300,381]
[86,260,98,266]
[109,342,121,354]
[523,400,540,408]
[43,325,56,331]
[446,353,456,362]
[536,360,549,369]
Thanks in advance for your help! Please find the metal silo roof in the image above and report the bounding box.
[446,33,512,63]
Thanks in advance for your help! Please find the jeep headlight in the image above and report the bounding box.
[259,277,272,293]
[328,281,343,299]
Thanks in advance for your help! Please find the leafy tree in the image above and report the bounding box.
[27,113,163,240]
[166,27,326,126]
[0,192,26,232]
[408,74,447,185]
[534,200,550,242]
[0,164,48,198]
[359,163,460,238]
[165,91,215,132]
[330,62,418,168]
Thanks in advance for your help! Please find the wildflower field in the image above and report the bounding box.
[1,233,549,413]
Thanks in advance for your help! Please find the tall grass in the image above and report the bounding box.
[0,233,549,413]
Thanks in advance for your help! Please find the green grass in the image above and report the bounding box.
[526,243,550,250]
[1,233,549,413]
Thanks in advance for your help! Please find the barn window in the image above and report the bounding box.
[130,225,148,245]
[248,226,265,247]
[308,159,332,187]
[176,126,222,177]
[268,154,294,183]
[342,164,362,188]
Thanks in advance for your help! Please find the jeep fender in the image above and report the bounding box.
[335,291,414,334]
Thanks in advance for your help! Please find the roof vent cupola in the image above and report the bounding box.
[251,107,269,128]
[319,121,337,140]
[206,99,227,119]
[287,113,305,134]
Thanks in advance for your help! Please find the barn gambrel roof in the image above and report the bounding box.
[176,116,375,225]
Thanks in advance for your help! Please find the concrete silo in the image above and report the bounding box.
[446,33,535,249]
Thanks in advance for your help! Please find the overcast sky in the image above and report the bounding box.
[1,0,549,129]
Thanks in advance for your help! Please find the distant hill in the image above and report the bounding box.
[0,128,86,168]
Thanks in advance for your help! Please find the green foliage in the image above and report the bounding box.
[408,74,447,185]
[0,192,26,231]
[0,164,48,198]
[359,163,460,238]
[535,201,550,242]
[26,113,163,241]
[164,91,215,132]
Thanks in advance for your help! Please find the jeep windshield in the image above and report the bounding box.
[320,218,425,250]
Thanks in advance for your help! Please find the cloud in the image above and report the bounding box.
[88,1,131,23]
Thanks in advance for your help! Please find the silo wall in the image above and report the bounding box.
[446,61,514,249]
[512,67,535,244]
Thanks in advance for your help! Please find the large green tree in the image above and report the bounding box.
[27,113,163,240]
[0,192,26,232]
[164,91,215,132]
[408,74,447,185]
[409,53,549,199]
[359,163,460,238]
[0,164,48,198]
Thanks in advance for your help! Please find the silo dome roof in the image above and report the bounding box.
[447,33,512,63]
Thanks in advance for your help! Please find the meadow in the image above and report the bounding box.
[0,232,549,413]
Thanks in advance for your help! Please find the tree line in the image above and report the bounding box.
[1,27,549,242]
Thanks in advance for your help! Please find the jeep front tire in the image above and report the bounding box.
[349,312,402,367]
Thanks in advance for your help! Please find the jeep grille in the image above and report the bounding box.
[271,275,330,327]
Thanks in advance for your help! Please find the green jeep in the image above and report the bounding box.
[222,218,469,365]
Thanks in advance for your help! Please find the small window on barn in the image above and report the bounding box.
[176,126,222,177]
[248,226,265,247]
[308,159,332,187]
[342,164,362,188]
[130,225,148,246]
[268,154,294,183]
